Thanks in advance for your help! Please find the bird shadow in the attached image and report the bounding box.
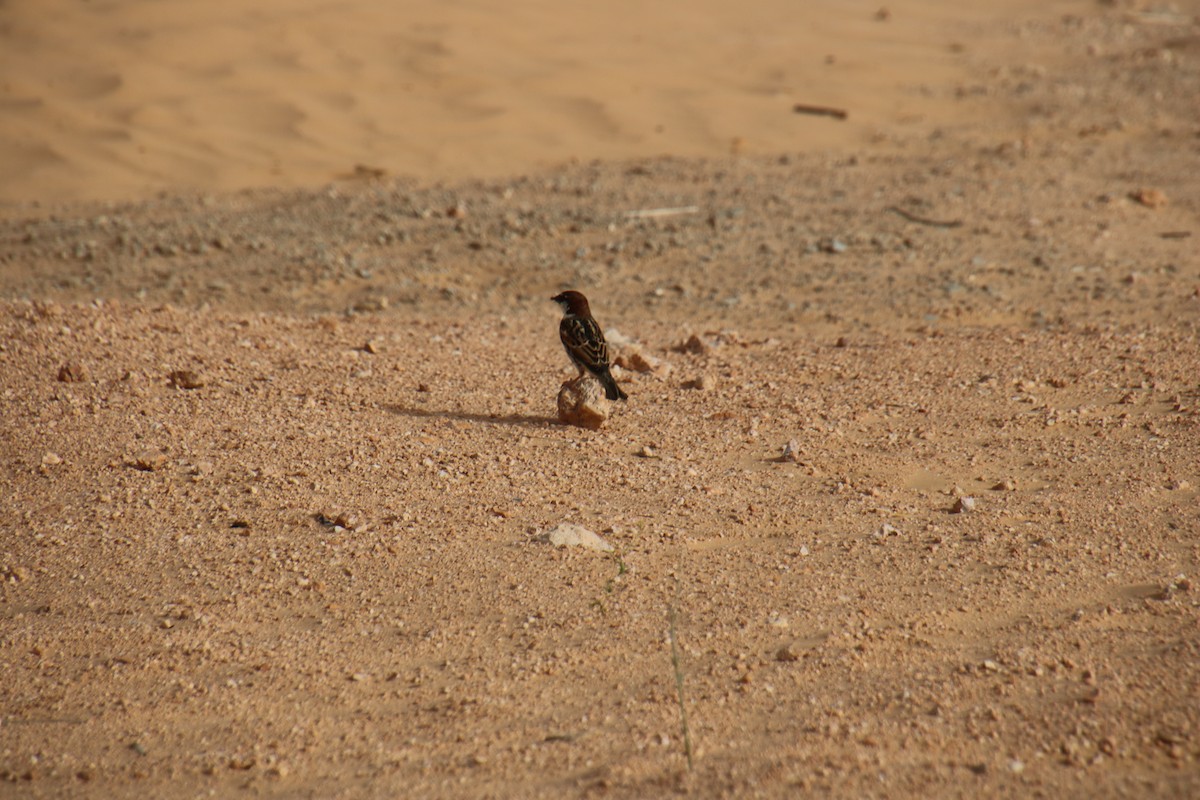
[383,403,561,429]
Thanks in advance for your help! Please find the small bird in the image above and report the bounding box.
[551,290,628,401]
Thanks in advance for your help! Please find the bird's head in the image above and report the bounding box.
[551,290,590,316]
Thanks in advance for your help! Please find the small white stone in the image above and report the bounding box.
[541,523,614,553]
[873,523,902,539]
[952,496,977,513]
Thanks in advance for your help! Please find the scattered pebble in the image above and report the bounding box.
[540,523,614,553]
[41,451,63,467]
[1130,187,1168,209]
[57,362,89,382]
[352,296,388,313]
[991,479,1016,491]
[681,374,715,391]
[168,370,204,389]
[951,496,977,514]
[675,334,712,356]
[132,451,167,471]
[604,328,635,348]
[1157,574,1192,600]
[775,643,801,662]
[873,523,902,539]
[780,440,801,463]
[4,565,32,583]
[334,512,360,530]
[314,511,360,530]
[637,445,658,458]
[614,345,665,374]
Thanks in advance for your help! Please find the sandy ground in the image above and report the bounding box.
[0,0,1095,206]
[2,2,1200,799]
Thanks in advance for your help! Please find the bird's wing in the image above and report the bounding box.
[560,316,609,370]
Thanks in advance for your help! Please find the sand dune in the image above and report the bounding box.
[0,0,1067,206]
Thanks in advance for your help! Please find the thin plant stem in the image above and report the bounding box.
[668,604,694,772]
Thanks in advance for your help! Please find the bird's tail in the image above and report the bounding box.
[603,373,628,401]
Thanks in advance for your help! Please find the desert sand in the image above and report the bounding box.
[2,1,1199,798]
[3,0,1081,207]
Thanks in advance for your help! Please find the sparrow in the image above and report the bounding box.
[551,290,628,401]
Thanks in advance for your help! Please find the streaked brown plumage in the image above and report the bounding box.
[551,290,627,401]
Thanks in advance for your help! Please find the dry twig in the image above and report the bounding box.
[624,206,700,219]
[792,103,848,120]
[886,205,964,228]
